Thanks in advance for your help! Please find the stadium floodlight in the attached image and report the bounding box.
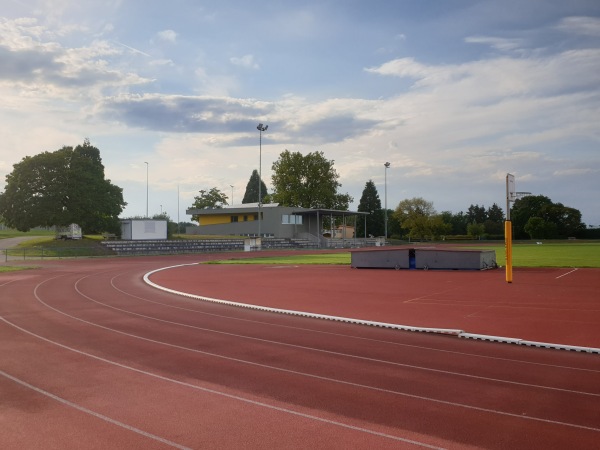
[144,161,149,218]
[384,162,391,241]
[257,123,268,238]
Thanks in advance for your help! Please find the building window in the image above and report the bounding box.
[282,214,303,225]
[230,216,239,223]
[244,215,248,222]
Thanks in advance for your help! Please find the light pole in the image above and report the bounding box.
[257,123,268,237]
[384,162,390,241]
[230,185,234,207]
[144,162,149,218]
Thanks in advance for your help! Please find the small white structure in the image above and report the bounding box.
[55,223,82,240]
[121,219,167,240]
[244,237,262,252]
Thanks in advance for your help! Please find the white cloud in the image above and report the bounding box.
[557,16,600,37]
[230,54,259,70]
[1,5,598,225]
[465,36,525,53]
[156,29,177,43]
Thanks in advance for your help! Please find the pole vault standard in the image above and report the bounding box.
[505,173,515,283]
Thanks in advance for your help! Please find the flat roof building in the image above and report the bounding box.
[186,203,368,247]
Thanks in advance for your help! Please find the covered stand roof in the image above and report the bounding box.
[291,208,369,218]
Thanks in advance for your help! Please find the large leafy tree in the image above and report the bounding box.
[190,187,228,222]
[271,150,352,209]
[440,210,468,235]
[0,140,125,233]
[511,195,553,238]
[511,195,585,238]
[242,169,268,204]
[356,180,384,237]
[393,197,450,240]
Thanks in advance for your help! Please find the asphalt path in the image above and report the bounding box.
[1,255,599,449]
[0,236,41,250]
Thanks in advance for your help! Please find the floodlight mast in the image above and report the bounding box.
[144,162,149,218]
[257,123,268,238]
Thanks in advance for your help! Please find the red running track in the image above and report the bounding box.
[1,254,600,449]
[150,262,600,349]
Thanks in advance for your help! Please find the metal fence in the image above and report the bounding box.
[2,246,115,261]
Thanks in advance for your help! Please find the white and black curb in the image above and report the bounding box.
[144,263,600,355]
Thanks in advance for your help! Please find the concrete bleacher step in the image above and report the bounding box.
[100,238,316,255]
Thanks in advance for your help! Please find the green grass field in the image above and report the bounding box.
[0,229,54,239]
[211,243,600,268]
[2,233,598,271]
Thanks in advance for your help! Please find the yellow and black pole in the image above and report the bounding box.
[505,173,515,283]
[505,219,512,283]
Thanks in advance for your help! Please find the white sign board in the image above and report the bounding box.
[506,173,516,202]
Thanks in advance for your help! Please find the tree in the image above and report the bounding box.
[511,195,585,239]
[511,195,553,239]
[484,203,505,235]
[440,211,468,235]
[356,180,384,237]
[242,169,268,204]
[0,140,126,233]
[467,222,485,239]
[539,203,585,238]
[190,187,228,221]
[466,204,487,224]
[393,197,439,240]
[487,203,505,223]
[271,150,353,209]
[524,217,557,239]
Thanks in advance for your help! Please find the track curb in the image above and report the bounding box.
[143,263,600,355]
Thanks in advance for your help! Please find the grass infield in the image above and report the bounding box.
[212,242,600,268]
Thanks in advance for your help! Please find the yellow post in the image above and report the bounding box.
[505,220,513,283]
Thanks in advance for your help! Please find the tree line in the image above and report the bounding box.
[193,148,587,240]
[0,142,589,239]
[0,140,125,234]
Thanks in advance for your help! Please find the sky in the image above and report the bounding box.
[1,0,599,227]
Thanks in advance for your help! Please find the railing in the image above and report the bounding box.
[3,246,115,261]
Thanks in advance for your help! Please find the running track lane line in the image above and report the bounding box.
[110,271,600,374]
[33,270,600,433]
[556,268,578,279]
[7,272,600,440]
[0,370,191,450]
[143,263,600,354]
[143,263,463,336]
[0,316,444,450]
[75,273,600,398]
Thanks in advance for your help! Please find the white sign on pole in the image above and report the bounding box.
[507,173,516,202]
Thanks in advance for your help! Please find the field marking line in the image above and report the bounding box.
[0,316,445,450]
[556,268,579,279]
[109,270,600,374]
[0,370,192,450]
[70,274,600,398]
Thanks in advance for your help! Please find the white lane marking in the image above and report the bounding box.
[74,276,600,398]
[145,264,462,335]
[0,315,444,450]
[0,370,191,450]
[28,277,600,433]
[556,268,579,279]
[109,271,600,374]
[13,306,600,437]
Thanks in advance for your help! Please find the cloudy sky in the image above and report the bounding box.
[2,0,599,226]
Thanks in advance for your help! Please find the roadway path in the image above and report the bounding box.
[1,255,599,449]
